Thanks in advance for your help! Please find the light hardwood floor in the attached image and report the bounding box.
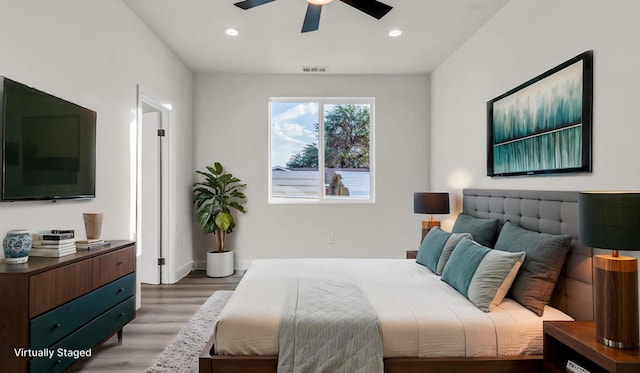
[71,270,243,372]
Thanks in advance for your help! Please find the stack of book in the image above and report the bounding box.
[31,230,77,257]
[76,239,108,250]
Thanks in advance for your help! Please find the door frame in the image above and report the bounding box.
[133,85,174,285]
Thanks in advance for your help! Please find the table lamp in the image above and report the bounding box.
[578,191,640,349]
[413,192,450,240]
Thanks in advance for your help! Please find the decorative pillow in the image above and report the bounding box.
[416,228,473,275]
[494,221,571,316]
[451,213,499,247]
[441,238,525,312]
[416,227,451,273]
[435,232,472,275]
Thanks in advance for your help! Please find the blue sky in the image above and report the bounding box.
[271,102,319,167]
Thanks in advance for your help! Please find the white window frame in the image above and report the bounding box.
[269,97,375,204]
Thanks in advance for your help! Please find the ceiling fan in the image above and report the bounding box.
[234,0,393,33]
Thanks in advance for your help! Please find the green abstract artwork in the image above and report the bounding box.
[487,51,593,176]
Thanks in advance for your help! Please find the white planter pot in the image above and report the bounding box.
[206,250,234,278]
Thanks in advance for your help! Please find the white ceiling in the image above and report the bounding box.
[123,0,509,75]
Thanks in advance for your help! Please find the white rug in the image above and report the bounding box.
[147,290,233,373]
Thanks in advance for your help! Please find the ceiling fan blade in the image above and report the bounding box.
[339,0,392,19]
[234,0,276,10]
[301,4,322,33]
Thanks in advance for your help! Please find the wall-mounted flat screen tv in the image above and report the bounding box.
[0,77,96,201]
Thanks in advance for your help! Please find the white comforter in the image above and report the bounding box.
[212,258,573,357]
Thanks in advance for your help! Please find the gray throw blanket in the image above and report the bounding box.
[277,270,383,373]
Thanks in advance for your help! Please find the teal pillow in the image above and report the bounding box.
[441,238,489,296]
[442,238,526,312]
[451,214,499,247]
[416,227,451,273]
[494,222,571,316]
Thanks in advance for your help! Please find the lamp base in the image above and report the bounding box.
[421,220,440,241]
[594,254,639,349]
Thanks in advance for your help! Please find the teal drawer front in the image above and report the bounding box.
[30,296,135,373]
[30,273,135,349]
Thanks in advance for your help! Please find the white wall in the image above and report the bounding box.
[194,74,430,268]
[431,0,640,225]
[430,0,640,325]
[0,1,194,285]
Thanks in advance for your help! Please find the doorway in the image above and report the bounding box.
[135,88,172,285]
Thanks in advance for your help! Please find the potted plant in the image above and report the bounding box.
[193,162,247,277]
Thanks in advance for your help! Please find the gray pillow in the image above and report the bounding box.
[416,227,451,273]
[435,232,472,275]
[441,238,525,311]
[451,214,499,247]
[494,221,571,316]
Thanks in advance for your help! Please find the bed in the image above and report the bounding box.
[199,188,594,373]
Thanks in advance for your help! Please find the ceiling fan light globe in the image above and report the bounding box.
[307,0,333,5]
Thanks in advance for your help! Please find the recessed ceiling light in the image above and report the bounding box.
[225,28,239,36]
[388,29,402,37]
[307,0,333,5]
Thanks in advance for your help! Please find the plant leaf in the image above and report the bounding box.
[213,162,223,175]
[228,201,246,213]
[214,211,234,232]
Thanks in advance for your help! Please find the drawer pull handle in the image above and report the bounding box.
[118,287,125,293]
[118,312,125,318]
[116,260,125,265]
[54,323,61,328]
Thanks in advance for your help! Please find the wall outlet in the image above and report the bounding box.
[328,233,335,245]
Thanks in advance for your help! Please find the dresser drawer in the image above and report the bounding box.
[92,246,135,288]
[30,273,135,349]
[29,296,135,373]
[29,260,93,317]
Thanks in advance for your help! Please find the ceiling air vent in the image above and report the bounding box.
[302,66,328,73]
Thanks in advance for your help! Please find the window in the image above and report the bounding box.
[269,98,374,203]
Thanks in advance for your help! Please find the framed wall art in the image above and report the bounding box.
[487,50,593,177]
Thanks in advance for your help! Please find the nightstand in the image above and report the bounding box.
[406,250,418,259]
[544,321,640,373]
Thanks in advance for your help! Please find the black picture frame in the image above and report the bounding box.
[487,50,593,177]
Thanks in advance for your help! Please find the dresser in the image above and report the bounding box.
[0,240,136,372]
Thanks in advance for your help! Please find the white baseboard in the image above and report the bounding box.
[175,261,194,282]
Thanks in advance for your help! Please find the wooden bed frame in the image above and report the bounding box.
[199,189,594,372]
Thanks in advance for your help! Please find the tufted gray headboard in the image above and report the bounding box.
[462,189,593,321]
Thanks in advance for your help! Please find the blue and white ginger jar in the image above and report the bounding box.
[3,229,32,264]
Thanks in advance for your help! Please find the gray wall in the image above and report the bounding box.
[431,0,640,222]
[0,0,195,285]
[194,74,430,268]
